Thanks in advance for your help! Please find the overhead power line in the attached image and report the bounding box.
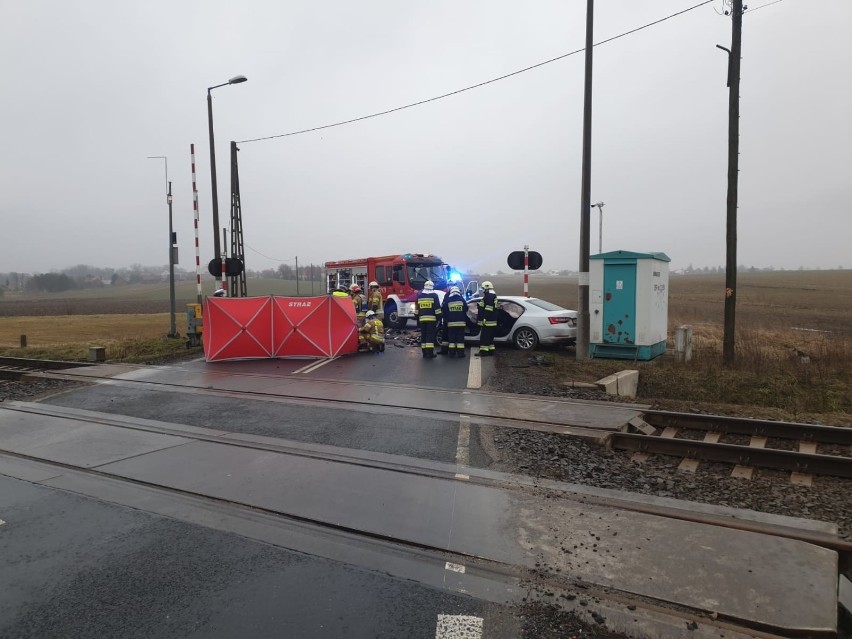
[238,1,714,145]
[746,0,785,14]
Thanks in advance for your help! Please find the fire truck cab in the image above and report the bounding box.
[324,253,471,329]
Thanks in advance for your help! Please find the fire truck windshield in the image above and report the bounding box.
[407,263,448,289]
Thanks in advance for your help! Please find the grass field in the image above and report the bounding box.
[1,271,850,421]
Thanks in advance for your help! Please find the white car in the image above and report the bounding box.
[438,295,577,351]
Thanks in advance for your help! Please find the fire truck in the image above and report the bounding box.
[324,253,475,329]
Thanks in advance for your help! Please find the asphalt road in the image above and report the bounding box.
[0,475,520,639]
[41,339,498,466]
[198,330,492,390]
[0,344,521,638]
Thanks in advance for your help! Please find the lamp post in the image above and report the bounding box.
[592,202,605,254]
[207,74,247,262]
[147,155,178,338]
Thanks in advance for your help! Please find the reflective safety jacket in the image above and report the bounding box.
[351,293,366,317]
[360,318,384,342]
[331,290,349,297]
[368,289,383,313]
[414,291,441,323]
[477,290,499,327]
[441,292,467,328]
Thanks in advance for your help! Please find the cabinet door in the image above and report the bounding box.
[602,264,636,345]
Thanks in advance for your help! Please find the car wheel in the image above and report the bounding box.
[513,327,539,350]
[386,302,407,329]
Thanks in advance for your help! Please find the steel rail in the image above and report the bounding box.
[0,357,91,381]
[641,409,852,446]
[0,356,93,369]
[609,432,852,479]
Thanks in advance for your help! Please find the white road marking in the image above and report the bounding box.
[297,358,337,375]
[445,562,466,574]
[0,519,5,526]
[291,360,322,374]
[435,614,483,639]
[466,349,482,389]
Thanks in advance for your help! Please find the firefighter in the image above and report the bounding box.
[349,283,366,323]
[476,281,499,356]
[441,286,467,357]
[413,280,441,358]
[358,310,385,353]
[367,281,384,322]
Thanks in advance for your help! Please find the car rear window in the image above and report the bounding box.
[526,299,567,312]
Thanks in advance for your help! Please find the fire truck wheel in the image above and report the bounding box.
[386,302,407,329]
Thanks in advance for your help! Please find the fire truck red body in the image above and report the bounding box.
[324,253,466,328]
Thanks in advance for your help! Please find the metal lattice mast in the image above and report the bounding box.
[190,144,203,304]
[229,141,247,297]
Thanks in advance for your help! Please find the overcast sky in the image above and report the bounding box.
[2,0,850,278]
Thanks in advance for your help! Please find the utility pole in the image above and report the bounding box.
[295,256,300,296]
[229,141,247,298]
[576,0,594,361]
[147,155,178,337]
[718,0,743,366]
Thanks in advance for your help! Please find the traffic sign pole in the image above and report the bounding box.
[524,245,529,298]
[220,228,227,296]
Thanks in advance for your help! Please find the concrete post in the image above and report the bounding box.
[675,325,693,362]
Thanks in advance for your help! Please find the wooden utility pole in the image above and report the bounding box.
[720,0,743,366]
[576,0,594,361]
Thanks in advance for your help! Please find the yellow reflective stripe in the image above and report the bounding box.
[419,317,437,322]
[447,321,466,327]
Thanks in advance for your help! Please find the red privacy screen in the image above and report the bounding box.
[203,295,359,362]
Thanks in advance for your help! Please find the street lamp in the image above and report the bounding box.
[592,201,605,254]
[147,155,178,338]
[207,74,248,262]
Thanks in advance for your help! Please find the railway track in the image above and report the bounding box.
[6,355,852,483]
[0,356,91,380]
[611,410,852,482]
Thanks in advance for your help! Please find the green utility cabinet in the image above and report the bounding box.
[589,250,670,360]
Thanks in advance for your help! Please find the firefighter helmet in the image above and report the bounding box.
[424,280,434,291]
[481,281,493,290]
[369,281,379,288]
[366,310,376,318]
[449,286,461,296]
[349,283,361,293]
